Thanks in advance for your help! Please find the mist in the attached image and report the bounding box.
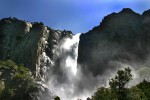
[44,31,150,100]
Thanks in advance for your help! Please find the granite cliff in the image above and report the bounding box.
[0,18,72,100]
[78,8,150,76]
[0,18,72,79]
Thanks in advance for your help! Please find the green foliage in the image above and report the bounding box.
[136,79,150,99]
[91,67,150,100]
[0,60,38,100]
[0,87,14,100]
[92,68,133,100]
[92,87,113,100]
[127,86,146,100]
[0,60,16,69]
[54,96,61,100]
[109,67,132,100]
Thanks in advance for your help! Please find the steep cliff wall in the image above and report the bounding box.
[78,8,150,76]
[0,18,72,78]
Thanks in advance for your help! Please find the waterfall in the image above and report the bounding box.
[60,33,81,76]
[47,33,82,100]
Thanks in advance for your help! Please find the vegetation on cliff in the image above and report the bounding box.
[0,60,38,100]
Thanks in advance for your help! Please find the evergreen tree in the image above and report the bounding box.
[54,96,60,100]
[109,67,132,100]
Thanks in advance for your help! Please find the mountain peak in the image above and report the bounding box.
[142,9,150,16]
[120,8,134,13]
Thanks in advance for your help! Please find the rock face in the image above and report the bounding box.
[0,18,72,79]
[78,8,150,76]
[0,18,73,100]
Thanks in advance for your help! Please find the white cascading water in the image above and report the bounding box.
[47,33,84,100]
[41,32,150,100]
[60,33,81,75]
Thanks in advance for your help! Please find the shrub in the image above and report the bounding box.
[0,60,38,100]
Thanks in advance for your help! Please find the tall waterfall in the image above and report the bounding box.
[44,33,107,100]
[47,33,83,100]
[60,33,81,76]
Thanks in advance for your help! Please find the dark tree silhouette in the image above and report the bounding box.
[54,96,60,100]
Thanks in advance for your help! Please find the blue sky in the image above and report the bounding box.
[0,0,150,33]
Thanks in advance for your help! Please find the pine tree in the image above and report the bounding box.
[109,67,132,100]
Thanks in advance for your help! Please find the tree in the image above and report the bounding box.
[92,87,112,100]
[136,79,150,99]
[127,86,145,100]
[109,67,132,100]
[54,96,60,100]
[91,67,150,100]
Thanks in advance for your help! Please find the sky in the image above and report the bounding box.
[0,0,150,33]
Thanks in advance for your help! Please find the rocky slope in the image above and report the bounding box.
[78,8,150,76]
[0,18,73,100]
